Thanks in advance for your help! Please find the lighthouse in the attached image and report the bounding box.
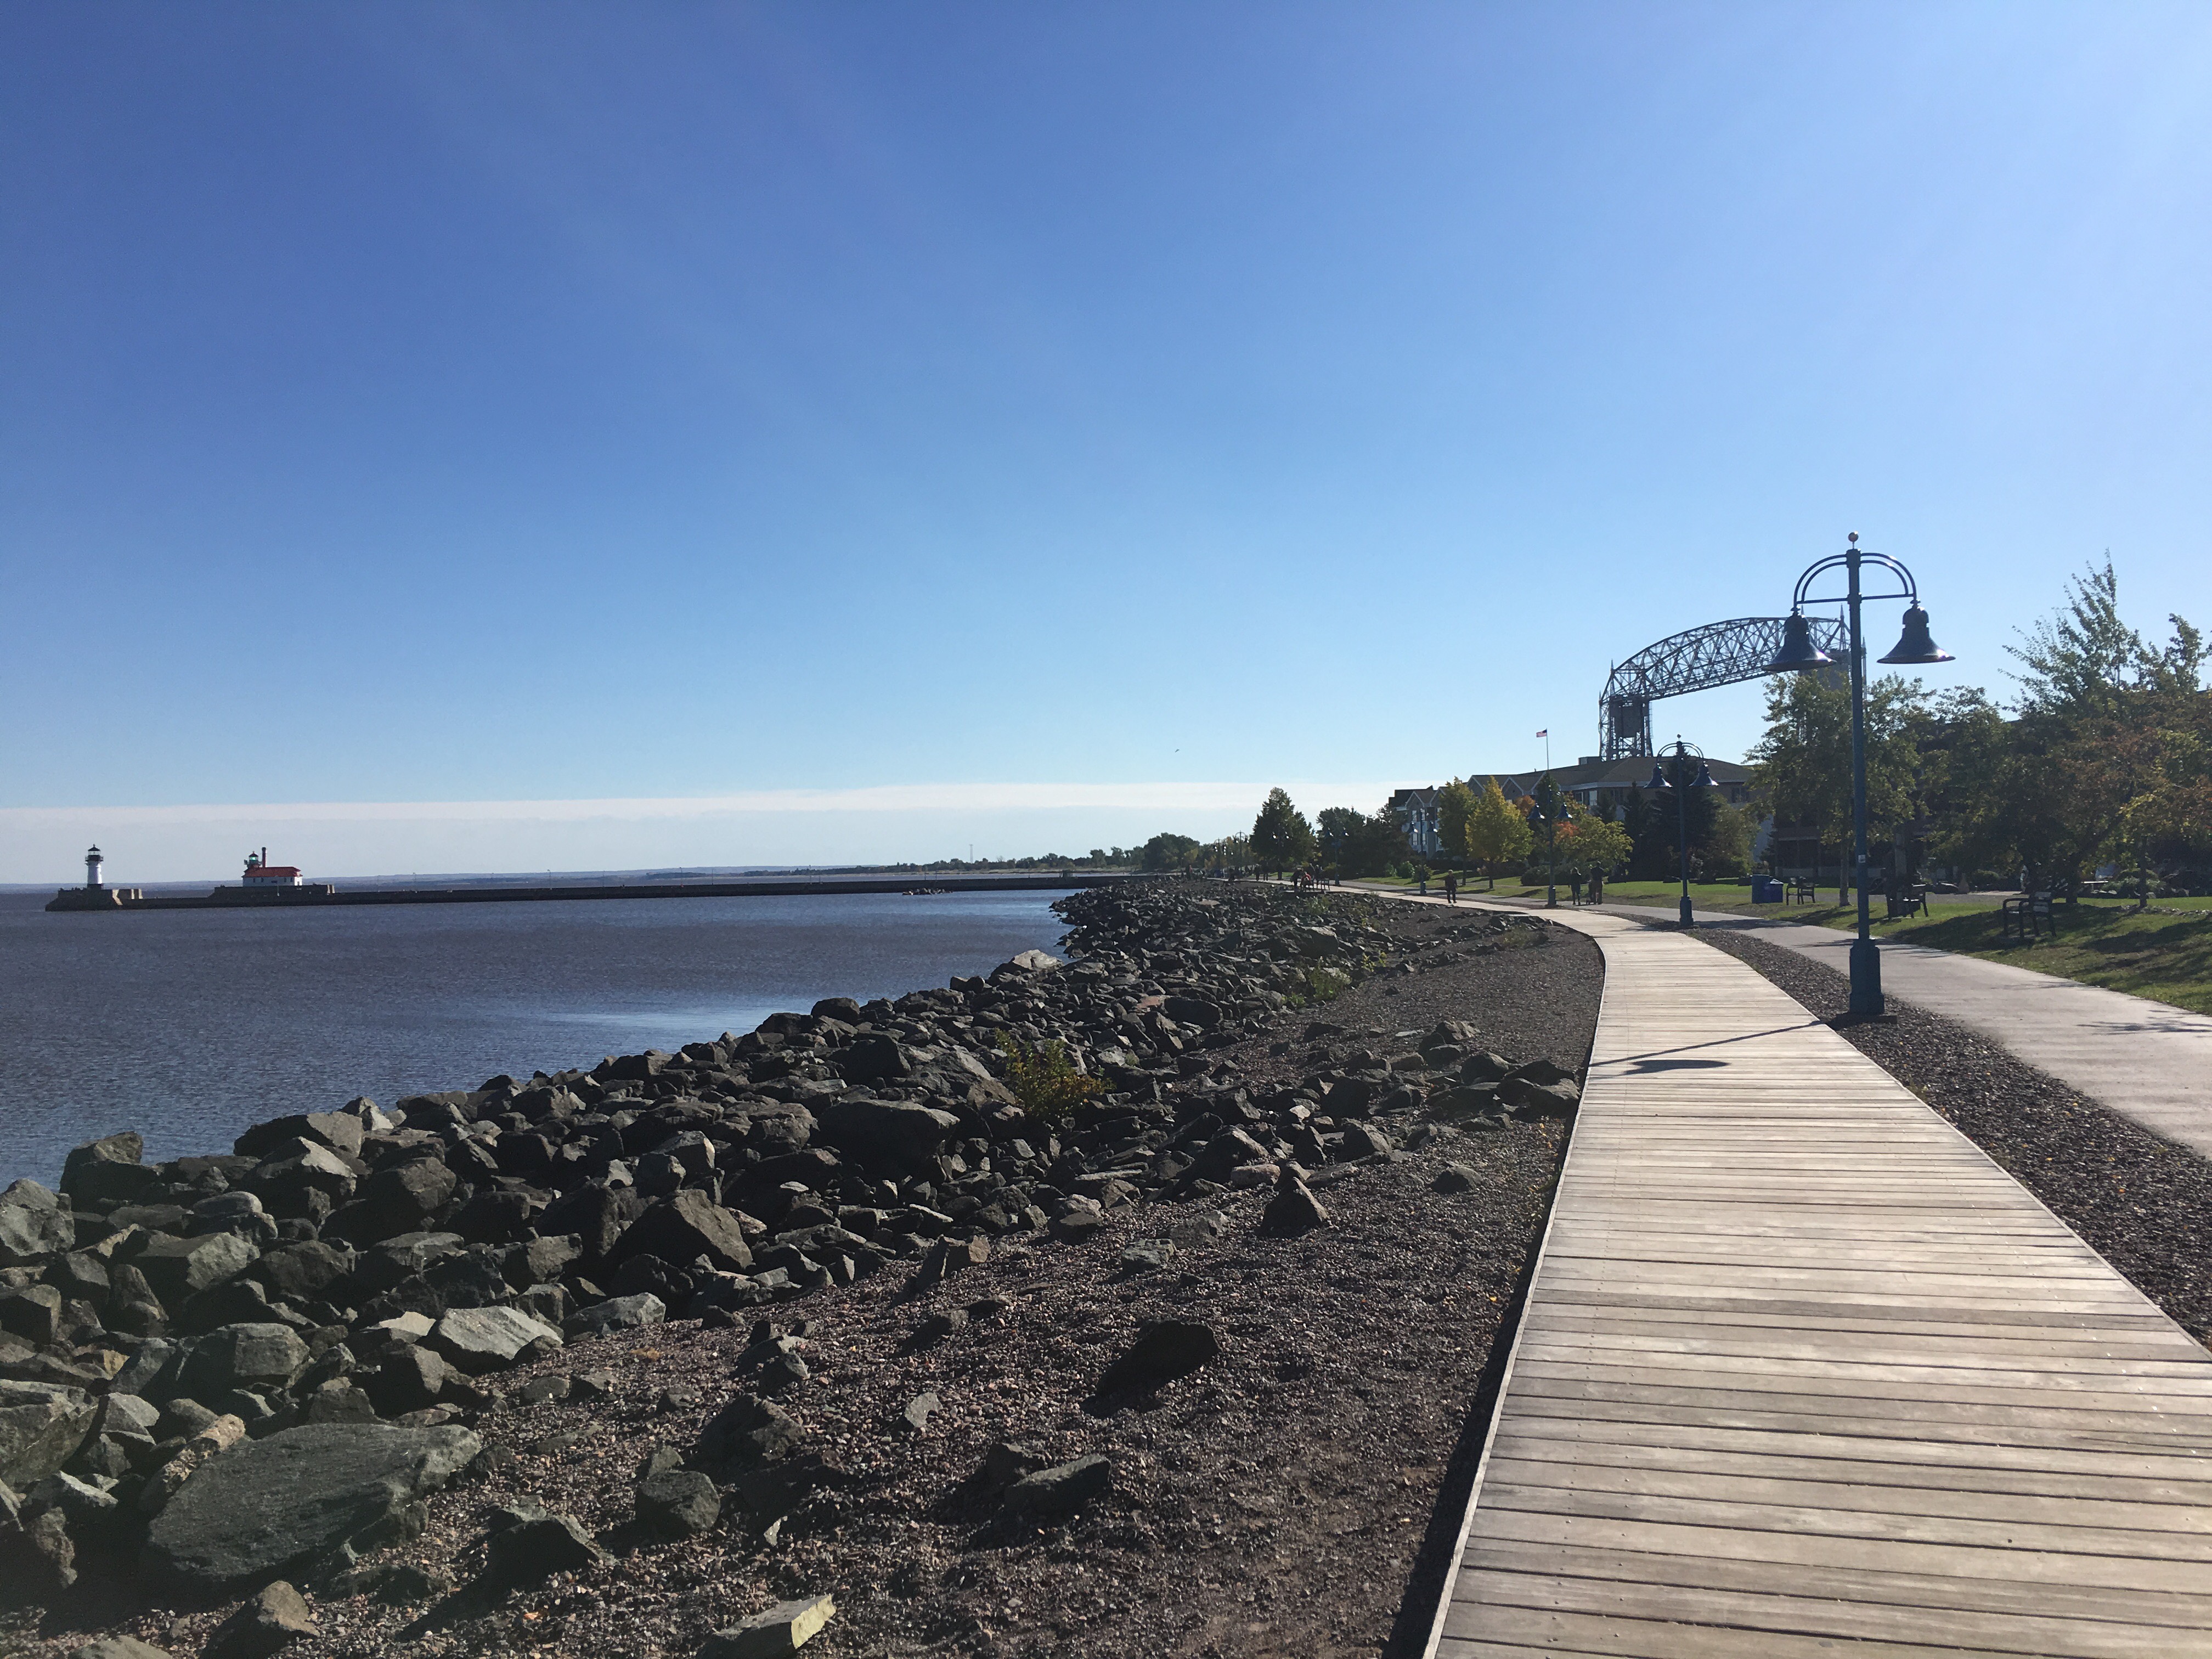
[85,846,105,889]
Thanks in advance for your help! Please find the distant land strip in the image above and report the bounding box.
[47,872,1136,913]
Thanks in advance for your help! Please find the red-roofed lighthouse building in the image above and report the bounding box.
[242,848,304,887]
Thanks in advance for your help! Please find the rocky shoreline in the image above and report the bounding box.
[2,881,1601,1659]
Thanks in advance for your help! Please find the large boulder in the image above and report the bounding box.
[811,1098,961,1176]
[424,1307,560,1374]
[133,1232,258,1305]
[252,1242,354,1302]
[330,1159,456,1243]
[235,1113,366,1163]
[0,1182,75,1266]
[608,1190,752,1274]
[830,1033,911,1085]
[538,1182,646,1264]
[177,1324,311,1398]
[0,1379,99,1488]
[61,1132,164,1206]
[144,1422,480,1593]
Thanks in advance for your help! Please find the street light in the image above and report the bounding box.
[1529,798,1560,909]
[1645,737,1718,928]
[1765,533,1953,1020]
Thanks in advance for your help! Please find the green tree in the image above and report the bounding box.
[1556,804,1632,876]
[1464,776,1532,888]
[1315,806,1364,871]
[1435,778,1479,866]
[1251,787,1317,872]
[1138,832,1200,871]
[1748,672,1922,898]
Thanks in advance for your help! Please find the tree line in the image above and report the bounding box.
[1750,561,2209,897]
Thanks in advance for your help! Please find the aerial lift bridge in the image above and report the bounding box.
[1600,615,1848,760]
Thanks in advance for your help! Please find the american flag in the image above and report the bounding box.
[1534,729,1548,738]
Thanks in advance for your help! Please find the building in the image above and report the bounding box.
[242,849,304,887]
[1385,787,1442,855]
[46,844,144,910]
[1479,755,1755,814]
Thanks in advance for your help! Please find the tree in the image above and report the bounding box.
[1748,671,1922,898]
[1138,832,1199,871]
[1251,787,1317,872]
[1436,778,1479,866]
[1315,806,1364,871]
[1464,777,1532,888]
[1556,804,1632,877]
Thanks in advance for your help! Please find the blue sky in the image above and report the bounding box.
[4,3,2209,879]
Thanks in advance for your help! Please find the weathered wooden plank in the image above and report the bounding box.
[1418,907,2212,1659]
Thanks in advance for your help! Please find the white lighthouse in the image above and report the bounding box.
[85,846,105,889]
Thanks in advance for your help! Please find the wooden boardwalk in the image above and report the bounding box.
[1425,909,2212,1658]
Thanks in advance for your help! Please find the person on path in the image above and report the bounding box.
[1444,871,1459,905]
[1570,872,1583,905]
[1417,867,1428,896]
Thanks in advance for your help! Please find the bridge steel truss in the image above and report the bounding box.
[1600,614,1848,760]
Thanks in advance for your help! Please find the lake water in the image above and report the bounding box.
[0,888,1068,1188]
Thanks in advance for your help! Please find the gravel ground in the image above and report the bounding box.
[1693,924,2212,1349]
[13,898,1602,1659]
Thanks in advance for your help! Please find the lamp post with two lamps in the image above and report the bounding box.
[1645,738,1719,928]
[1764,533,1953,1020]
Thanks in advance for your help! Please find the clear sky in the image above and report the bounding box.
[4,3,2209,881]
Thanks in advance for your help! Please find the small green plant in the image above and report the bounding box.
[996,1032,1105,1129]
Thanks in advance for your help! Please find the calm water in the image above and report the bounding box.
[0,889,1067,1188]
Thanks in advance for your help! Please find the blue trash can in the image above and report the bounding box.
[1751,877,1783,904]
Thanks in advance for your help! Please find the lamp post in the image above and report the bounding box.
[1645,737,1718,928]
[1765,533,1953,1019]
[1530,794,1560,909]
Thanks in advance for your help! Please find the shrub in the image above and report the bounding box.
[996,1032,1105,1129]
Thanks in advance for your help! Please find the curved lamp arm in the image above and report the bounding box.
[1791,551,1921,610]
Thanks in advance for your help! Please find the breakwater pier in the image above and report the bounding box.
[46,871,1130,913]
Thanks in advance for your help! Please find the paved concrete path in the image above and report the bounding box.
[1585,900,2212,1162]
[1410,904,2212,1658]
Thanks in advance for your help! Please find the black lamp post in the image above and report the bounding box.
[1645,737,1718,928]
[1530,798,1559,909]
[1765,533,1953,1019]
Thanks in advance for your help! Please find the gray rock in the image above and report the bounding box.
[610,1190,753,1274]
[327,1557,453,1603]
[204,1579,318,1659]
[696,1393,805,1468]
[0,1284,63,1345]
[4,1503,77,1591]
[0,1186,71,1265]
[235,1112,366,1162]
[144,1421,481,1593]
[636,1469,721,1538]
[60,1132,158,1207]
[1260,1181,1329,1235]
[830,1032,911,1085]
[0,1379,100,1488]
[178,1324,311,1398]
[901,1391,939,1433]
[68,1640,174,1659]
[479,1509,608,1590]
[365,1353,455,1415]
[337,1159,457,1243]
[1500,1075,1579,1118]
[1096,1321,1220,1396]
[811,1097,959,1173]
[1119,1238,1175,1272]
[1432,1163,1479,1194]
[425,1306,561,1374]
[565,1293,665,1340]
[978,1441,1047,1491]
[538,1182,646,1263]
[1339,1121,1395,1160]
[252,1241,353,1301]
[1003,1454,1111,1520]
[106,1265,171,1340]
[133,1232,259,1305]
[698,1595,837,1658]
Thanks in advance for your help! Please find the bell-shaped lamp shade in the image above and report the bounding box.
[1765,610,1832,673]
[1693,761,1718,789]
[1878,603,1955,665]
[1645,761,1672,791]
